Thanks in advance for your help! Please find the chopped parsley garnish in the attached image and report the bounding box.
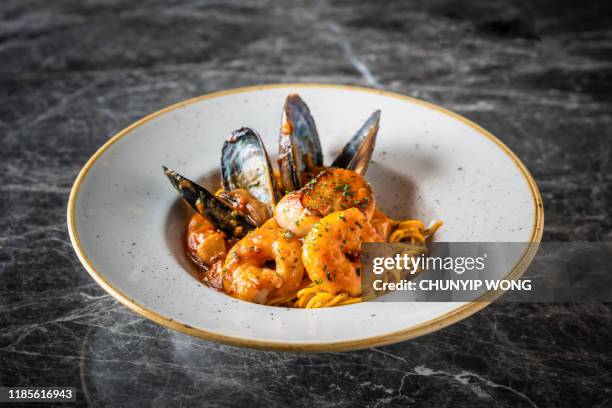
[324,264,332,281]
[342,184,354,197]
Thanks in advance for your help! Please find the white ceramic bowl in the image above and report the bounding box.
[67,84,543,351]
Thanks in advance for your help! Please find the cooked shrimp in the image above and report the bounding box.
[186,213,229,289]
[302,208,383,296]
[222,218,304,304]
[274,168,375,237]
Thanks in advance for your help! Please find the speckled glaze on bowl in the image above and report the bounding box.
[67,84,543,351]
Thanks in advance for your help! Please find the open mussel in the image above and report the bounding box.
[163,166,256,238]
[331,110,380,175]
[221,127,279,210]
[278,94,323,193]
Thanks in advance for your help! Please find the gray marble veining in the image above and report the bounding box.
[1,0,611,407]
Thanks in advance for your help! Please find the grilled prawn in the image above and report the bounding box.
[302,208,383,296]
[222,219,304,304]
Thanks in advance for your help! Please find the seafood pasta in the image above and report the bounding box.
[164,94,441,308]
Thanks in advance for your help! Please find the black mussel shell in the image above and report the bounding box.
[332,110,380,175]
[163,166,255,238]
[278,94,323,192]
[221,127,279,210]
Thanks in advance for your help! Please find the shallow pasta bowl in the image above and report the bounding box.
[67,84,543,351]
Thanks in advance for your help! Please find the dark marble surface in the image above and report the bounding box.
[1,0,611,407]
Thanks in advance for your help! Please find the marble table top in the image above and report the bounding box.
[1,1,610,406]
